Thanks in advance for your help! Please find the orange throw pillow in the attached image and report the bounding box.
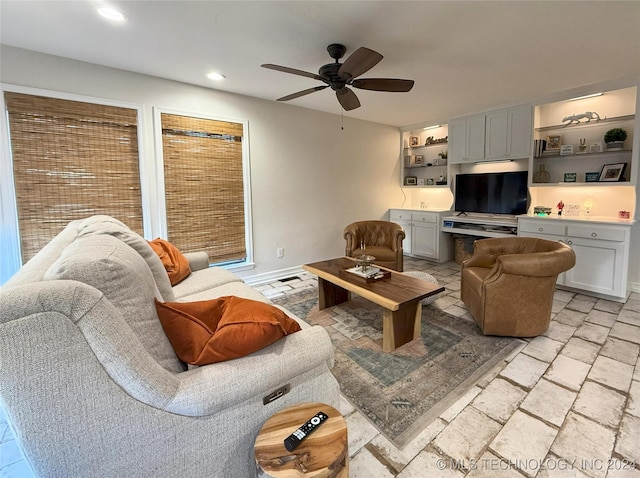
[154,296,302,365]
[148,238,191,285]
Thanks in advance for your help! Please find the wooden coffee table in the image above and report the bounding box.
[303,257,445,352]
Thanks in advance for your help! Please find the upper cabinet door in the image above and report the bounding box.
[466,114,486,162]
[484,109,508,160]
[506,104,532,159]
[448,117,468,164]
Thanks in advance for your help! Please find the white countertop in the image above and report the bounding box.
[390,207,452,213]
[519,214,636,226]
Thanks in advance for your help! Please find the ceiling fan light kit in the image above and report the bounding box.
[262,43,414,111]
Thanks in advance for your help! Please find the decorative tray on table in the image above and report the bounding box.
[338,256,391,284]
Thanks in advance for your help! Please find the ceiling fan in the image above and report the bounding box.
[261,43,414,111]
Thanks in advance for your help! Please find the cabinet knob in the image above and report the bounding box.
[538,227,544,232]
[591,232,597,237]
[568,240,573,245]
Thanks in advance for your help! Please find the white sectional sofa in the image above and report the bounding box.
[0,215,339,477]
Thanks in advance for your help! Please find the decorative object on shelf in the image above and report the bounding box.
[436,174,446,185]
[405,176,417,186]
[578,138,587,153]
[563,172,577,182]
[546,135,562,151]
[438,150,448,159]
[426,178,434,185]
[533,206,552,216]
[561,111,601,125]
[409,136,420,147]
[534,139,547,157]
[604,128,627,150]
[425,135,447,145]
[599,162,627,182]
[585,171,600,182]
[417,178,425,185]
[557,200,564,216]
[560,144,574,156]
[563,203,581,217]
[414,154,424,165]
[533,164,550,183]
[618,211,630,219]
[589,142,603,153]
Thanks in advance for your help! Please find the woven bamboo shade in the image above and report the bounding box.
[5,92,143,263]
[161,113,246,264]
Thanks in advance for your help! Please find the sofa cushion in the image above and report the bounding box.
[172,267,244,299]
[43,234,185,373]
[148,238,191,286]
[155,296,301,365]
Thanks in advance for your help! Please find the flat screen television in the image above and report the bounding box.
[454,171,528,215]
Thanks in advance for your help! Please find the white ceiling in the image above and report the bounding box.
[1,1,640,128]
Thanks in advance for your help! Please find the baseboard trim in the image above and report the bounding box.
[241,265,306,286]
[628,280,640,295]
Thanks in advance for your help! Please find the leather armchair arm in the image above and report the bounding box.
[391,228,406,252]
[487,249,576,280]
[344,226,360,256]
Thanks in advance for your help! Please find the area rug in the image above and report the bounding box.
[272,287,524,449]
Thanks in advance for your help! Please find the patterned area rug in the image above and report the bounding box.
[272,287,524,449]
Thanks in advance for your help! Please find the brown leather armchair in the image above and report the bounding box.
[344,220,406,271]
[461,237,576,337]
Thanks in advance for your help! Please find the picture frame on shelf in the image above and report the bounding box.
[599,163,626,182]
[417,178,425,186]
[405,176,417,186]
[414,155,424,165]
[426,178,434,185]
[409,136,420,147]
[589,142,603,153]
[546,135,561,151]
[560,145,574,156]
[585,172,600,182]
[563,172,577,182]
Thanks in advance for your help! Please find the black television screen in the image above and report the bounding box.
[454,171,528,215]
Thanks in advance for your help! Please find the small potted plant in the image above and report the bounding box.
[604,128,627,150]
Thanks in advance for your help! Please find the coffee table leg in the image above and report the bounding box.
[317,277,350,310]
[382,301,422,352]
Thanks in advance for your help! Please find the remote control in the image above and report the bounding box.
[283,411,329,451]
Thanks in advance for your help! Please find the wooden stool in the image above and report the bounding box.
[254,402,348,478]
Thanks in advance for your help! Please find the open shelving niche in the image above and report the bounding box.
[401,125,449,188]
[531,87,637,187]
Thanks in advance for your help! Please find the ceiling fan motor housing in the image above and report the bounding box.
[319,63,348,90]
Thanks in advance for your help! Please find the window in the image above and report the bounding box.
[158,111,250,265]
[4,92,143,262]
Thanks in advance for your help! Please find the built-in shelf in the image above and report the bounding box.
[535,114,635,133]
[537,149,632,159]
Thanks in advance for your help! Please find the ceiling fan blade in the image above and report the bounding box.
[352,78,415,92]
[338,47,383,79]
[261,64,322,80]
[336,88,361,111]
[277,85,328,102]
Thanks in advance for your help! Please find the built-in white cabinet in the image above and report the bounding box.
[484,104,532,160]
[449,115,485,164]
[390,209,452,262]
[518,217,632,301]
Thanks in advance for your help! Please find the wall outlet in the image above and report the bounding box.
[276,247,284,258]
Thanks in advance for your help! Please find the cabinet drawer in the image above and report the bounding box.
[519,221,565,236]
[411,213,437,223]
[567,225,626,242]
[390,210,411,221]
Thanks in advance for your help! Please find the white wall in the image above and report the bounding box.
[0,46,403,282]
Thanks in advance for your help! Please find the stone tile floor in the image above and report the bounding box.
[256,256,640,478]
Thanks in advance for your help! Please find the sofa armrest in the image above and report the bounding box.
[183,251,209,271]
[165,326,334,416]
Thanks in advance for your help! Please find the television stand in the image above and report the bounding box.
[441,214,518,238]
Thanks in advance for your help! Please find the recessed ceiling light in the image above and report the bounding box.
[97,7,127,21]
[206,72,226,81]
